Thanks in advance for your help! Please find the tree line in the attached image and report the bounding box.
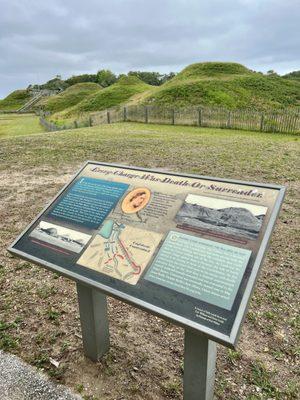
[29,70,177,91]
[28,68,300,92]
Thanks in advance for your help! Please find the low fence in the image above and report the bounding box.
[39,105,300,134]
[91,105,300,134]
[39,115,92,131]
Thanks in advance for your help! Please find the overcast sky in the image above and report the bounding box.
[0,0,299,98]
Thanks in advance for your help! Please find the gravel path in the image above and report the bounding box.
[0,350,82,400]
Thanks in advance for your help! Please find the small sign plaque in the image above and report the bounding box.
[9,162,285,347]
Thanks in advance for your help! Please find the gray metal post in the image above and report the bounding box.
[76,283,110,361]
[184,330,216,400]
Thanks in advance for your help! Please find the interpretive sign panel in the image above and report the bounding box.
[9,162,285,347]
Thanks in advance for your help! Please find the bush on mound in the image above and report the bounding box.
[172,62,252,82]
[283,70,300,81]
[0,90,31,111]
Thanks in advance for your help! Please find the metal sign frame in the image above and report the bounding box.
[8,161,286,348]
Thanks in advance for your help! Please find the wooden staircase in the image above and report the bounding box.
[17,92,44,113]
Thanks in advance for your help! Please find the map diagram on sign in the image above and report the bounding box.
[77,220,163,285]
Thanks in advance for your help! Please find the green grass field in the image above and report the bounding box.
[0,113,45,138]
[0,122,299,399]
[1,121,298,182]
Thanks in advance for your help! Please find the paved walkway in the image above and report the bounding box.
[0,350,82,400]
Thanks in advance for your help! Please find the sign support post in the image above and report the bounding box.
[76,283,110,361]
[184,329,217,400]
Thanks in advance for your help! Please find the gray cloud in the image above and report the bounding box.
[0,0,299,97]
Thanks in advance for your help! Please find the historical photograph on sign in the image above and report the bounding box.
[121,187,151,214]
[77,220,162,285]
[175,194,268,240]
[29,221,91,253]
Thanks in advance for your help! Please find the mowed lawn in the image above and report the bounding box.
[0,113,46,138]
[0,123,299,400]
